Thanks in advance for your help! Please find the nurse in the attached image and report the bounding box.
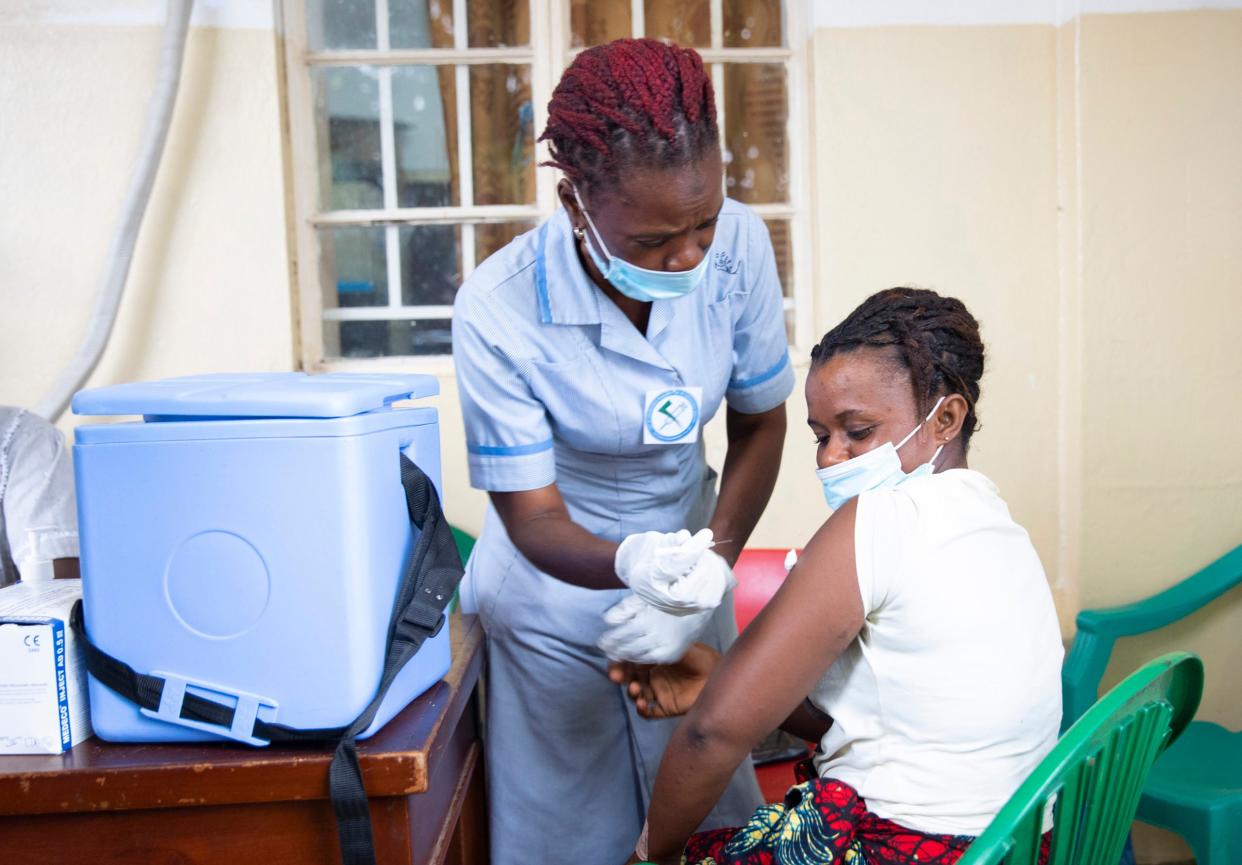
[451,38,793,865]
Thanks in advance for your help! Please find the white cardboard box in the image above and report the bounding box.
[0,580,92,754]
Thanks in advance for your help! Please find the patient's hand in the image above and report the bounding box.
[607,642,721,718]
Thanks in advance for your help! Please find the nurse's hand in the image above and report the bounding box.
[598,594,713,664]
[615,529,735,615]
[608,642,721,718]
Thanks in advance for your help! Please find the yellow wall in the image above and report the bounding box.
[1074,16,1242,858]
[796,6,1242,722]
[1076,8,1242,704]
[794,9,1242,862]
[800,20,1068,618]
[0,7,294,417]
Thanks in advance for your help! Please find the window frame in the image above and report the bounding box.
[282,0,814,372]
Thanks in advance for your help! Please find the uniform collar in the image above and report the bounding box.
[535,210,603,326]
[535,209,678,371]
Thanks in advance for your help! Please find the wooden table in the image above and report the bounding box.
[0,613,488,865]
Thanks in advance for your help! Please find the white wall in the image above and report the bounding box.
[0,1,294,420]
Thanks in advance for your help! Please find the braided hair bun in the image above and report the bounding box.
[811,288,986,448]
[540,38,719,193]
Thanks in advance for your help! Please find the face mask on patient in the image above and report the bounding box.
[816,396,945,511]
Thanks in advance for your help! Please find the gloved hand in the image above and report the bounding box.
[597,593,714,665]
[614,528,735,615]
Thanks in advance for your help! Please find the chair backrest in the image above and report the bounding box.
[450,525,476,565]
[732,548,797,631]
[958,652,1203,865]
[1061,544,1242,728]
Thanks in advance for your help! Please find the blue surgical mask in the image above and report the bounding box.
[815,397,946,510]
[572,186,712,302]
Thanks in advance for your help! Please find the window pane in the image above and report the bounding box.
[469,0,530,47]
[569,0,630,48]
[393,66,459,207]
[764,218,791,296]
[319,226,388,309]
[399,224,462,305]
[313,67,382,211]
[723,63,789,204]
[329,319,454,358]
[763,218,795,342]
[307,0,376,51]
[471,65,535,205]
[389,0,455,49]
[476,221,536,264]
[644,0,710,47]
[723,0,783,47]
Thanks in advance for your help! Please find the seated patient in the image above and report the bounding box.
[0,406,80,587]
[612,288,1064,865]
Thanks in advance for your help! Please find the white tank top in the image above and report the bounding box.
[810,469,1062,836]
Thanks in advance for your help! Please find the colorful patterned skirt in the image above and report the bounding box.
[682,761,1044,865]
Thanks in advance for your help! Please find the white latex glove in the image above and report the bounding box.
[615,529,699,585]
[597,593,713,664]
[614,528,734,615]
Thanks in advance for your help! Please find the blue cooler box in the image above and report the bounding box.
[71,372,452,744]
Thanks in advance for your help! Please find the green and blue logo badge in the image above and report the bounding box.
[644,388,701,444]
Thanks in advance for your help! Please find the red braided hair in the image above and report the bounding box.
[540,38,719,192]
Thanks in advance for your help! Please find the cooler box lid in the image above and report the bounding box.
[72,373,439,420]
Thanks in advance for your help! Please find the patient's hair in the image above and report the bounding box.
[539,38,718,192]
[811,288,985,448]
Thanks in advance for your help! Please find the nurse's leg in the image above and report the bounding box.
[626,592,765,830]
[483,606,647,865]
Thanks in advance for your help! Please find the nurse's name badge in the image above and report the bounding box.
[643,387,702,445]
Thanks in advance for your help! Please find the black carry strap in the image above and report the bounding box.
[70,454,463,865]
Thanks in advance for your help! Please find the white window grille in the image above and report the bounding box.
[283,0,811,368]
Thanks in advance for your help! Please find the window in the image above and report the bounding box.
[284,0,811,368]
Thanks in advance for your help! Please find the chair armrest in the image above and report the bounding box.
[1077,545,1242,639]
[1061,629,1115,730]
[1060,545,1241,729]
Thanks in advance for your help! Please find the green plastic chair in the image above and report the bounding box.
[1061,545,1242,865]
[450,525,477,564]
[446,525,476,614]
[959,652,1203,865]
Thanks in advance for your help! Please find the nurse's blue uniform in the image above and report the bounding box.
[452,198,794,865]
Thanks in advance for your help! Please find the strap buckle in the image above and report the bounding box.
[139,671,277,747]
[429,613,446,638]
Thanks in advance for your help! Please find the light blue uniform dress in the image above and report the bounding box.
[452,198,794,865]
